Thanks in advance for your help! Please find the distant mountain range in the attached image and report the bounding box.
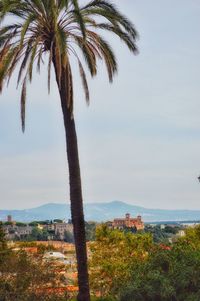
[1,201,200,223]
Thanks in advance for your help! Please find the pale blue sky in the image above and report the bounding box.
[1,0,200,210]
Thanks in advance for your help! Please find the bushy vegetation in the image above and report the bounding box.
[89,225,153,297]
[90,224,200,301]
[2,221,200,300]
[0,223,69,301]
[120,244,200,301]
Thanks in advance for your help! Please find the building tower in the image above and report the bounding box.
[7,215,12,223]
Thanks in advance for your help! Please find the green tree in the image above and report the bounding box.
[178,224,200,249]
[85,222,97,241]
[0,222,6,250]
[144,225,169,243]
[90,225,152,298]
[28,222,39,227]
[53,219,63,223]
[27,227,49,241]
[0,249,69,301]
[16,222,27,227]
[0,222,9,266]
[3,221,13,226]
[164,225,179,235]
[64,230,74,243]
[0,1,138,300]
[120,242,200,301]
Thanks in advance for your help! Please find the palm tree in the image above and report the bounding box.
[0,1,138,300]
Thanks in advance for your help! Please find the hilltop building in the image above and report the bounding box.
[54,223,73,240]
[3,224,33,240]
[7,215,12,223]
[3,219,73,241]
[108,213,144,231]
[43,221,73,240]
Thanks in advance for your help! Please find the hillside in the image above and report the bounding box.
[1,201,200,222]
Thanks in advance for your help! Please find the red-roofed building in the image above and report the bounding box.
[111,213,144,230]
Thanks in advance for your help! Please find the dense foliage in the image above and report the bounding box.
[143,224,180,243]
[90,224,200,301]
[120,243,200,301]
[89,225,153,297]
[0,223,69,301]
[85,222,97,242]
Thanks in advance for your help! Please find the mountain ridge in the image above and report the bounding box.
[1,201,200,222]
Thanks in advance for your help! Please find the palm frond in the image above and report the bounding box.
[73,35,97,76]
[28,41,38,82]
[36,46,43,73]
[0,0,139,128]
[17,43,32,86]
[97,35,117,82]
[81,0,138,40]
[78,60,89,104]
[0,46,16,92]
[71,0,86,39]
[54,43,62,88]
[95,23,138,54]
[20,14,35,48]
[57,0,69,10]
[48,42,53,93]
[21,77,27,132]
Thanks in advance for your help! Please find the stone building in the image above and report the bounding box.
[7,215,12,223]
[54,223,73,240]
[111,213,144,231]
[3,224,33,240]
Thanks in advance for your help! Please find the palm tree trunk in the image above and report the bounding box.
[53,61,90,301]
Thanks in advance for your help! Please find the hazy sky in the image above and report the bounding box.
[1,0,200,210]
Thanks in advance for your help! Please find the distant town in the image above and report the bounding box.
[3,214,73,241]
[1,212,197,244]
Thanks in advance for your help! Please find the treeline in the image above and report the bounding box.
[143,224,181,243]
[3,219,67,226]
[89,224,200,301]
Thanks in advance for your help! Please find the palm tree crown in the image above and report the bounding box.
[0,0,138,130]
